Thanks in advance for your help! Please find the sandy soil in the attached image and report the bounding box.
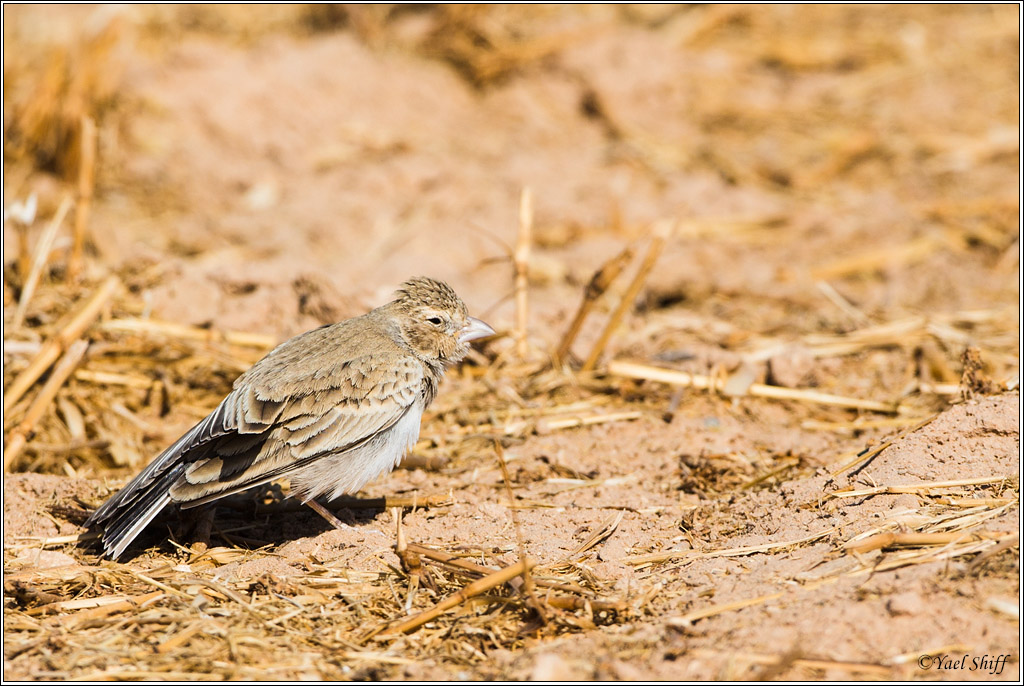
[3,5,1020,681]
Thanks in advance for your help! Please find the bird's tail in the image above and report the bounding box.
[85,464,185,560]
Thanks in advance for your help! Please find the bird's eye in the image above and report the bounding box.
[427,316,444,326]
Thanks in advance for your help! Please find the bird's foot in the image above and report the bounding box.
[177,505,216,555]
[305,499,355,531]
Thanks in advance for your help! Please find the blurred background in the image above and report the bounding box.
[5,4,1017,338]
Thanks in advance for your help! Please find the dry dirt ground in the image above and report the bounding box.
[3,5,1020,681]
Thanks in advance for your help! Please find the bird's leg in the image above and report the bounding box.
[306,500,354,531]
[178,505,216,554]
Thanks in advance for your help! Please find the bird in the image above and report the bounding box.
[85,276,495,559]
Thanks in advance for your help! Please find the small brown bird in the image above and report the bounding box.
[86,277,494,559]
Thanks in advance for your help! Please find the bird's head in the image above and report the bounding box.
[391,277,494,364]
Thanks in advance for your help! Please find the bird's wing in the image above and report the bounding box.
[169,354,426,504]
[87,354,425,557]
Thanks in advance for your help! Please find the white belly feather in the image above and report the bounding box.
[287,401,424,502]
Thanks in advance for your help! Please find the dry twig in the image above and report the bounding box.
[844,531,995,554]
[667,591,785,627]
[98,317,277,348]
[12,194,73,329]
[378,557,535,636]
[828,476,1014,500]
[568,510,624,559]
[582,223,669,371]
[609,359,896,413]
[405,543,590,596]
[69,114,97,281]
[810,236,944,281]
[5,340,89,469]
[553,244,635,366]
[829,414,939,475]
[4,275,119,414]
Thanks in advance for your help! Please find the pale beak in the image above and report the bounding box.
[458,316,495,344]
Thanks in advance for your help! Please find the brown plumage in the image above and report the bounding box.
[86,277,494,559]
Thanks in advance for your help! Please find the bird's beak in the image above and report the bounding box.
[458,317,495,344]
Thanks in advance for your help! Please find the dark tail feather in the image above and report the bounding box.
[93,464,185,560]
